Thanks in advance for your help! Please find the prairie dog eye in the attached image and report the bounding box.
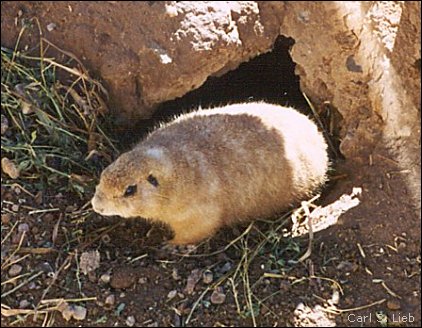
[123,185,137,197]
[147,174,159,187]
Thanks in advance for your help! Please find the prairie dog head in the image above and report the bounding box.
[92,146,174,219]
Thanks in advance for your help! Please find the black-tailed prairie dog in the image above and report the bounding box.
[92,102,329,244]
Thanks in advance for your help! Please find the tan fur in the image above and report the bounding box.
[92,102,329,244]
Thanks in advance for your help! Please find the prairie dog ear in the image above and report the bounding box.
[144,147,173,174]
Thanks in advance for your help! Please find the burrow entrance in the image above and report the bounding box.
[154,36,308,118]
[120,36,342,162]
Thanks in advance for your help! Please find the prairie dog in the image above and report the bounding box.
[92,102,329,244]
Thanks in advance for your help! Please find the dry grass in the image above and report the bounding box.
[1,25,117,198]
[1,24,117,325]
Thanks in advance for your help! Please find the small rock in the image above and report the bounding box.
[1,213,11,224]
[387,300,401,310]
[79,250,100,275]
[61,304,87,321]
[19,299,30,309]
[336,261,349,270]
[1,114,9,135]
[115,302,126,316]
[73,305,87,320]
[172,268,181,281]
[105,294,115,306]
[110,267,138,289]
[12,204,20,212]
[28,282,37,289]
[21,101,33,115]
[279,280,291,292]
[100,273,111,284]
[138,277,147,284]
[210,287,226,304]
[126,315,136,327]
[220,262,232,274]
[202,270,213,284]
[8,264,23,277]
[185,269,202,294]
[167,290,177,300]
[46,22,57,32]
[38,261,54,274]
[330,289,340,305]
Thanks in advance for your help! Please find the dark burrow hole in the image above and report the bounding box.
[118,35,342,161]
[154,36,309,120]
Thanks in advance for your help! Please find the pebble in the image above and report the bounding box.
[8,264,23,277]
[100,273,111,284]
[126,315,136,327]
[12,204,20,212]
[387,300,401,310]
[46,22,57,32]
[138,277,147,284]
[79,250,100,275]
[185,269,202,294]
[1,158,20,179]
[1,114,9,135]
[1,213,11,224]
[72,305,87,320]
[220,262,232,274]
[202,270,213,284]
[167,290,177,300]
[19,299,30,309]
[61,304,87,321]
[18,223,30,233]
[210,287,226,304]
[105,294,115,306]
[28,282,37,289]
